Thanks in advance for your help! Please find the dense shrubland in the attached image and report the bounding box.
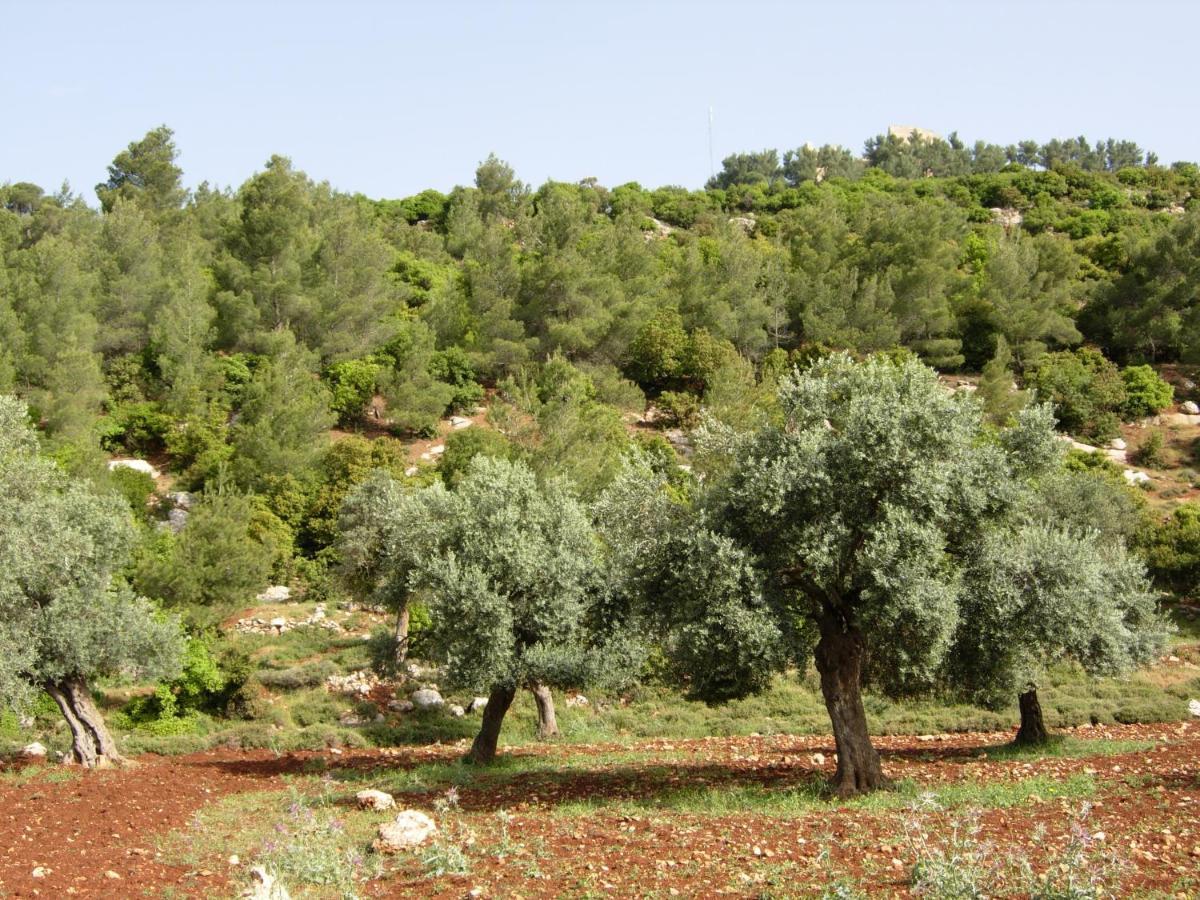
[2,127,1199,788]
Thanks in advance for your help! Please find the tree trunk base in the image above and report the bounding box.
[1015,687,1050,747]
[814,620,890,797]
[463,684,516,765]
[532,684,559,740]
[45,677,129,769]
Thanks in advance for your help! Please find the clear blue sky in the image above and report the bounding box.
[5,0,1198,203]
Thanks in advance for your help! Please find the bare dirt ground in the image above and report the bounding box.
[2,722,1198,898]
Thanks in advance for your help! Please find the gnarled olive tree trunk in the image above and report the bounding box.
[531,683,559,739]
[44,677,127,768]
[463,683,516,764]
[813,620,889,796]
[1015,685,1050,746]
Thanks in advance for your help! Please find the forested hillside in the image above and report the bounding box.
[3,126,1199,773]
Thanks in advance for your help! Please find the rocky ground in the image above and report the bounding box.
[1,722,1197,898]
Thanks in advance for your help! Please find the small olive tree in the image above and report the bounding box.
[951,524,1167,745]
[342,456,629,762]
[0,397,182,767]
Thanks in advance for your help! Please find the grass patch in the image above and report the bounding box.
[983,735,1155,761]
[0,764,81,787]
[549,773,1097,818]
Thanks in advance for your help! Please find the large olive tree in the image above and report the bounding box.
[0,397,182,767]
[615,354,1161,795]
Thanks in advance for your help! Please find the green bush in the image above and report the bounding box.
[439,427,518,486]
[256,660,338,691]
[1025,348,1127,441]
[1135,430,1165,467]
[657,390,701,429]
[1121,365,1173,418]
[1144,503,1200,596]
[107,466,156,517]
[324,357,382,428]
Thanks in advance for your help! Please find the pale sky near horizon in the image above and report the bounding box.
[5,0,1198,203]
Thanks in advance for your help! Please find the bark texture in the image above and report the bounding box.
[393,605,411,666]
[531,683,559,740]
[463,683,517,764]
[814,620,889,796]
[45,677,128,768]
[1015,686,1050,746]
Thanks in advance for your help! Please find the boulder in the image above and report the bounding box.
[373,810,437,853]
[565,694,589,708]
[429,444,446,456]
[466,696,489,713]
[1189,699,1200,718]
[1123,470,1151,486]
[1108,438,1127,451]
[1183,401,1200,415]
[257,585,292,603]
[167,507,190,532]
[728,216,756,234]
[449,416,472,429]
[356,789,396,811]
[448,704,465,717]
[388,698,415,713]
[404,466,419,477]
[20,742,47,759]
[410,688,444,710]
[167,491,194,510]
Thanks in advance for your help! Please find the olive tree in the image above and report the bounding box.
[0,397,182,767]
[629,354,1159,795]
[951,524,1167,745]
[341,456,625,762]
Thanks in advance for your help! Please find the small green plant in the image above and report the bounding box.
[421,787,473,877]
[1135,430,1166,467]
[257,786,379,898]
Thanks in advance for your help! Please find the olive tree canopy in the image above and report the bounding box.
[0,396,182,766]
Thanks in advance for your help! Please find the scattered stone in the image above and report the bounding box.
[1183,401,1200,415]
[990,207,1023,229]
[20,742,47,759]
[356,789,396,811]
[404,466,419,477]
[419,452,432,461]
[388,698,415,713]
[448,704,465,717]
[244,864,291,900]
[270,617,287,630]
[1123,469,1152,486]
[565,694,589,708]
[428,444,446,456]
[326,670,380,697]
[166,507,190,532]
[373,810,437,853]
[228,855,240,866]
[106,458,159,478]
[810,752,826,766]
[32,866,49,878]
[1189,699,1200,718]
[257,585,292,603]
[449,416,472,429]
[466,696,489,713]
[410,688,444,710]
[1108,438,1127,451]
[728,215,756,234]
[167,490,194,510]
[104,870,121,880]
